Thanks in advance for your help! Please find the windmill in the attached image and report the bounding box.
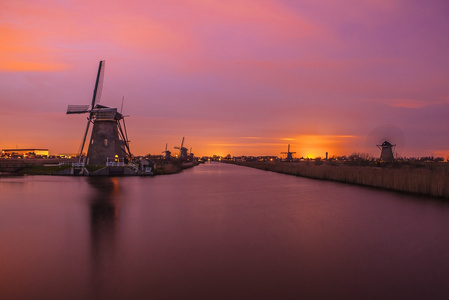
[281,144,296,162]
[66,60,132,165]
[189,147,194,161]
[377,141,396,162]
[367,125,405,160]
[174,137,188,161]
[162,143,171,160]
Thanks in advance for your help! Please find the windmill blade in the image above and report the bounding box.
[78,117,92,163]
[67,105,90,114]
[122,115,130,144]
[91,60,105,108]
[121,119,132,158]
[117,119,132,159]
[120,96,124,114]
[181,137,184,148]
[174,146,181,149]
[165,143,168,151]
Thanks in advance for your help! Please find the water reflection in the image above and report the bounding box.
[87,177,120,298]
[4,164,449,299]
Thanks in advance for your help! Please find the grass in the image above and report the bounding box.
[226,161,449,198]
[18,165,72,175]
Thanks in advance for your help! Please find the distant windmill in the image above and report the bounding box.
[66,60,132,165]
[367,124,405,161]
[377,141,396,162]
[281,144,296,162]
[189,147,194,161]
[174,137,188,161]
[162,143,171,160]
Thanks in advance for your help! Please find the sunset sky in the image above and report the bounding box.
[1,0,449,158]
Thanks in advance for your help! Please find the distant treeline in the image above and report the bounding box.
[225,160,449,199]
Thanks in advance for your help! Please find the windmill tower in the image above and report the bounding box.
[162,143,171,160]
[66,60,132,166]
[377,141,395,162]
[281,144,296,162]
[174,137,188,161]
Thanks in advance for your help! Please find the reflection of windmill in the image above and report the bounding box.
[87,177,119,282]
[174,137,188,161]
[66,60,132,165]
[162,143,171,160]
[281,144,296,162]
[377,141,396,162]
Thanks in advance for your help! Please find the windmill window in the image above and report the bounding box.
[104,139,108,147]
[91,140,94,145]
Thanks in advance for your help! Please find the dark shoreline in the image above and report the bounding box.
[224,161,449,199]
[0,159,199,176]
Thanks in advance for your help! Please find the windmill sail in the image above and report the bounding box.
[79,60,105,162]
[281,144,296,161]
[67,105,90,114]
[174,137,188,160]
[67,60,134,166]
[91,60,105,107]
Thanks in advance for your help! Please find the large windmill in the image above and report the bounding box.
[281,144,296,162]
[162,143,171,160]
[377,141,395,162]
[174,137,188,161]
[66,60,132,165]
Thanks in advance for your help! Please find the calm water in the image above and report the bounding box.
[1,162,449,299]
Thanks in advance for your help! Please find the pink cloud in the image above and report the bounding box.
[373,98,445,109]
[1,0,449,158]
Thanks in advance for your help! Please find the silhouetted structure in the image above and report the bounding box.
[66,61,132,165]
[281,144,296,162]
[174,137,188,161]
[189,148,194,161]
[377,141,395,162]
[162,143,171,160]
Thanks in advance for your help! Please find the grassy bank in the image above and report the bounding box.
[17,165,72,175]
[1,159,200,176]
[226,161,449,198]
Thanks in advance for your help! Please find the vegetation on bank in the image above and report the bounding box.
[225,161,449,198]
[16,165,72,175]
[1,160,199,176]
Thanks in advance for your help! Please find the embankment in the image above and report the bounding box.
[156,161,199,175]
[226,161,449,198]
[0,159,200,176]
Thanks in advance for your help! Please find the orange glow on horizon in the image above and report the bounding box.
[0,61,69,72]
[2,1,447,159]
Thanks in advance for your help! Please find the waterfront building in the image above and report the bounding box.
[2,149,49,158]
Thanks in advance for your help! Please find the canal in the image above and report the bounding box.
[1,162,449,299]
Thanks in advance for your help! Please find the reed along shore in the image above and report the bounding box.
[225,160,449,199]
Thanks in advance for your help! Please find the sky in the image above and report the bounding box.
[1,0,449,158]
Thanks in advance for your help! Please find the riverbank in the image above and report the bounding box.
[157,161,200,175]
[225,161,449,198]
[0,159,200,176]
